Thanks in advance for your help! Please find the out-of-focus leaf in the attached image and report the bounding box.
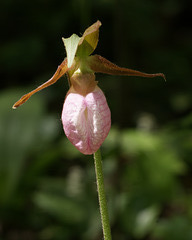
[134,205,160,238]
[39,225,71,240]
[0,89,59,206]
[0,89,44,205]
[152,216,192,240]
[34,192,86,224]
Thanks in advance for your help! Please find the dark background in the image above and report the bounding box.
[0,0,192,239]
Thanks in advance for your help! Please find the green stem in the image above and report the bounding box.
[93,149,112,240]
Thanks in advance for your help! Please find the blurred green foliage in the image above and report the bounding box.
[0,0,192,239]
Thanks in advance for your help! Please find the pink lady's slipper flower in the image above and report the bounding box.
[13,21,165,155]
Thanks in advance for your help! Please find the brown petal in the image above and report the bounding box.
[12,58,68,109]
[88,55,166,80]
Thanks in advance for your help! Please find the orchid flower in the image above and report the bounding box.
[13,21,165,240]
[13,21,165,155]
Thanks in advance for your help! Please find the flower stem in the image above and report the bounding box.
[93,149,112,240]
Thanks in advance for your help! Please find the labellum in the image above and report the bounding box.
[13,21,165,155]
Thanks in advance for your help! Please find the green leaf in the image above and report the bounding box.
[62,34,81,68]
[76,20,101,57]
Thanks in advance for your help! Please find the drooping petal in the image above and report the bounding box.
[88,55,166,80]
[12,58,69,109]
[61,86,111,155]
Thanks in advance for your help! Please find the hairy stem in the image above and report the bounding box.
[93,149,112,240]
